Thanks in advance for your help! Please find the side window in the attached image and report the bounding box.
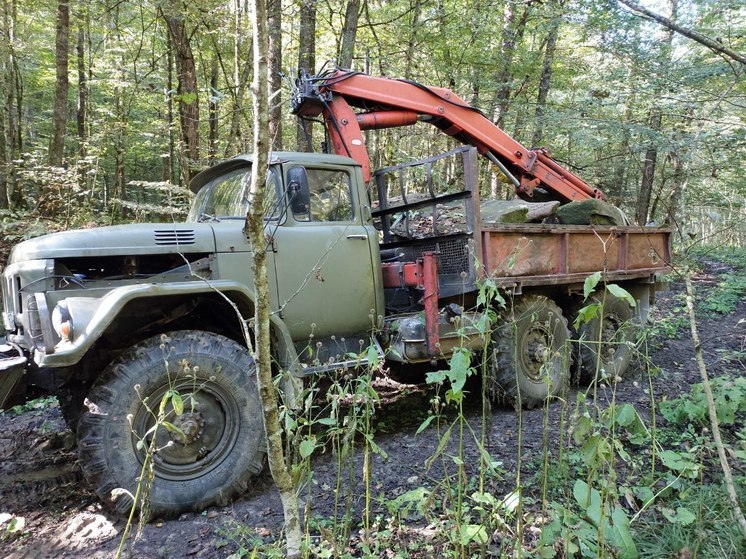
[303,168,354,222]
[263,170,281,219]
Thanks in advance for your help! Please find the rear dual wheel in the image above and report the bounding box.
[77,330,265,518]
[493,296,571,409]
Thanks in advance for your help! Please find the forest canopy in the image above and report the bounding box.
[0,0,743,244]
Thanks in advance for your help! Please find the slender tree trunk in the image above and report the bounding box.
[531,0,564,147]
[49,0,70,167]
[247,0,302,555]
[436,0,455,89]
[684,274,746,538]
[634,0,676,224]
[491,2,531,128]
[0,72,6,209]
[208,58,219,165]
[489,2,531,197]
[5,0,21,207]
[296,0,316,151]
[636,117,660,224]
[113,4,125,204]
[0,0,11,208]
[163,31,175,183]
[403,0,421,79]
[163,8,199,185]
[75,7,89,193]
[75,11,87,157]
[268,0,282,149]
[337,0,360,69]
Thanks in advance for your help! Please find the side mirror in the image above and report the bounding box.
[287,167,311,216]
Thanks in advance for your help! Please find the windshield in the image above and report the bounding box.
[187,165,280,222]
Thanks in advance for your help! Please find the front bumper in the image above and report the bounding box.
[0,340,27,409]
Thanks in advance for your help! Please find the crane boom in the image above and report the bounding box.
[292,69,604,202]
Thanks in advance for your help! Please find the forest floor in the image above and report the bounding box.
[0,258,744,559]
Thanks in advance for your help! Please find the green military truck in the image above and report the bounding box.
[0,70,672,517]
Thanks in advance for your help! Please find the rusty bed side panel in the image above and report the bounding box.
[480,225,672,284]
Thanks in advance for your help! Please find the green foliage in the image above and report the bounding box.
[701,274,746,315]
[0,395,57,415]
[634,481,746,559]
[660,375,746,427]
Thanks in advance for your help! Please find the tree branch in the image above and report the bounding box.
[617,0,746,66]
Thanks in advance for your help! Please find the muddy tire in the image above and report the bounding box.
[77,330,265,519]
[493,296,570,409]
[575,295,637,382]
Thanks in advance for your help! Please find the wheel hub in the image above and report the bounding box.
[521,326,553,381]
[171,412,205,445]
[132,381,239,481]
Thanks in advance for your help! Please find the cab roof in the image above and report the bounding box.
[189,151,360,194]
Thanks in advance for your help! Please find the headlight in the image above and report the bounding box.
[52,301,73,342]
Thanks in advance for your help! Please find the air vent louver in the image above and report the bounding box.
[154,230,196,246]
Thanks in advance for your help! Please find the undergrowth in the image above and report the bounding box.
[207,250,746,557]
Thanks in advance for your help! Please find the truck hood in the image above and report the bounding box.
[8,223,217,264]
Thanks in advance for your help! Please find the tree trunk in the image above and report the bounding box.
[3,0,21,207]
[337,0,360,69]
[225,0,253,157]
[75,7,89,193]
[113,4,125,206]
[75,10,87,158]
[491,2,531,129]
[489,2,531,197]
[163,30,175,183]
[684,274,746,538]
[403,0,421,79]
[163,9,200,185]
[0,71,6,209]
[296,0,316,151]
[268,0,282,149]
[208,58,219,165]
[0,0,11,208]
[636,119,660,224]
[634,0,676,225]
[247,0,302,555]
[436,0,455,89]
[531,0,564,148]
[49,0,69,167]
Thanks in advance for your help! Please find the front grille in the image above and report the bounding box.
[154,229,196,246]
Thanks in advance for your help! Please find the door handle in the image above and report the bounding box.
[346,234,368,240]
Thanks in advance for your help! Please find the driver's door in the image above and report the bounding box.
[271,164,379,348]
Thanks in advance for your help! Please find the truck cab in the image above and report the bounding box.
[190,152,385,368]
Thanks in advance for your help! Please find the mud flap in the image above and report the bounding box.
[0,342,27,409]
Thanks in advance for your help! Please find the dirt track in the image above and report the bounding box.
[1,269,744,558]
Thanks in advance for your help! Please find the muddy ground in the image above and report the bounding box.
[1,266,744,559]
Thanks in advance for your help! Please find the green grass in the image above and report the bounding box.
[634,481,746,559]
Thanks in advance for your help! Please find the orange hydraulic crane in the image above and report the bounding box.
[291,68,604,202]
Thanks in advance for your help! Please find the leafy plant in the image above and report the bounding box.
[660,375,746,427]
[634,481,746,559]
[701,274,746,315]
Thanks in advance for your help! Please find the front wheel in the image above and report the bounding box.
[493,296,570,409]
[77,330,265,518]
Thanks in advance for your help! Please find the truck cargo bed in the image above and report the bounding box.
[479,224,672,288]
